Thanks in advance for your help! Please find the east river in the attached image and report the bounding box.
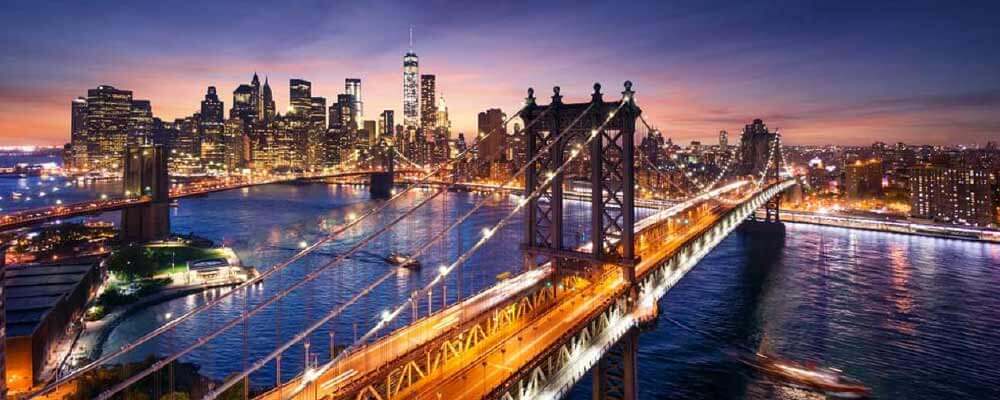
[2,168,999,399]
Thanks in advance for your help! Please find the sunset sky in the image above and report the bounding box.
[1,0,998,146]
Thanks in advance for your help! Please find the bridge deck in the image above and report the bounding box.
[408,202,732,399]
[261,190,738,399]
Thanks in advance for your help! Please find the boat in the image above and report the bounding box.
[744,353,871,398]
[386,252,420,269]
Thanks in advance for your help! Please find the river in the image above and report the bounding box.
[3,165,998,399]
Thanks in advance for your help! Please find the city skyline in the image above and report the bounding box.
[2,1,999,147]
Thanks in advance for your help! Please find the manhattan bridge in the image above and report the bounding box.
[25,81,797,400]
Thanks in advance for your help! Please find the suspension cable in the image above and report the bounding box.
[637,115,740,196]
[87,105,555,400]
[32,105,534,399]
[270,100,626,400]
[207,100,606,400]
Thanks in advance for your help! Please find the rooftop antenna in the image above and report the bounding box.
[409,25,414,51]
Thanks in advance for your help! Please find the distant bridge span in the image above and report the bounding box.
[0,169,420,232]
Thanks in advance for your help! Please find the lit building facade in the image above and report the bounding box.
[69,97,89,169]
[85,85,134,171]
[403,51,419,127]
[345,78,363,121]
[910,166,998,226]
[289,79,312,116]
[477,108,506,163]
[420,74,437,132]
[844,159,883,199]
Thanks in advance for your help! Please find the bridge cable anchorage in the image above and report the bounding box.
[207,98,613,400]
[33,107,535,400]
[83,104,555,400]
[264,98,630,400]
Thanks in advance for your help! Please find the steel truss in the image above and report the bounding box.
[336,276,581,400]
[491,180,797,400]
[523,83,640,270]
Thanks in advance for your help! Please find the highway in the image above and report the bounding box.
[257,267,557,400]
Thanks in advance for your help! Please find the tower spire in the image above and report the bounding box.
[409,25,413,51]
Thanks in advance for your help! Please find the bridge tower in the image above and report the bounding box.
[763,134,783,223]
[522,82,642,400]
[120,144,170,243]
[369,138,395,199]
[744,132,786,234]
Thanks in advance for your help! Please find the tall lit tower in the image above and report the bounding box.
[345,78,363,121]
[719,130,728,148]
[402,27,419,128]
[420,74,437,132]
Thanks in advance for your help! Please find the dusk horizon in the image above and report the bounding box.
[3,0,999,146]
[2,2,1000,400]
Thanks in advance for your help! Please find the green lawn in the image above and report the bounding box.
[107,242,240,280]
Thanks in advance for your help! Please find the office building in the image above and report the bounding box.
[346,78,363,121]
[844,158,883,199]
[261,78,275,121]
[477,108,506,163]
[84,85,133,170]
[231,84,257,125]
[199,86,224,123]
[910,166,997,226]
[289,79,312,116]
[403,38,419,127]
[306,96,328,170]
[719,130,728,148]
[420,74,436,132]
[379,110,395,143]
[69,97,89,169]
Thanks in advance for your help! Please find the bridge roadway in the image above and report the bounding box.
[0,170,419,232]
[260,182,759,400]
[408,198,731,399]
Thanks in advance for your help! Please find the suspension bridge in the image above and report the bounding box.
[22,81,798,400]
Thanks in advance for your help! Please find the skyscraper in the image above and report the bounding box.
[477,108,506,163]
[231,85,256,124]
[363,120,378,146]
[69,97,88,169]
[250,73,262,118]
[199,87,226,173]
[345,78,363,121]
[200,86,224,123]
[261,78,275,121]
[289,79,312,115]
[128,99,154,145]
[420,74,437,132]
[719,130,728,148]
[335,94,356,130]
[86,85,134,170]
[737,119,778,176]
[379,110,395,142]
[403,30,420,128]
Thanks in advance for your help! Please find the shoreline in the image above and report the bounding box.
[777,210,1000,243]
[70,282,242,366]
